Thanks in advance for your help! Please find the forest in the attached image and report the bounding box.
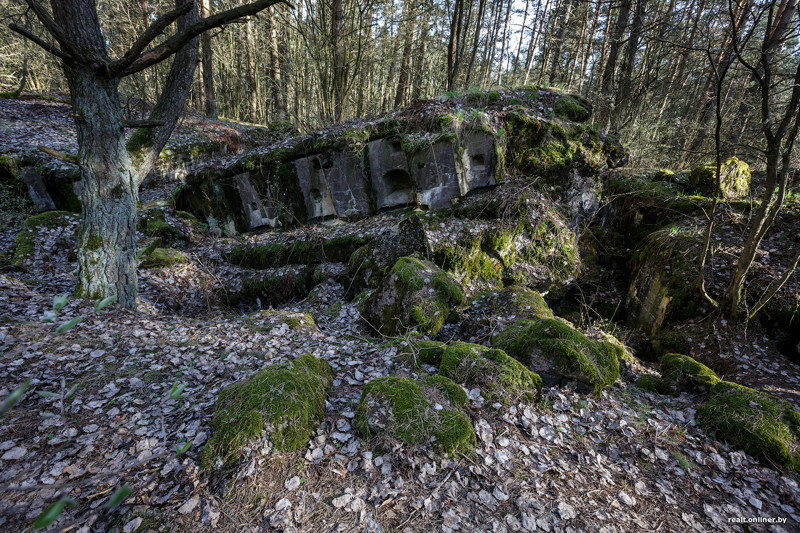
[0,0,799,531]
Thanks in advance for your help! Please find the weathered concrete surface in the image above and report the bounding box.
[368,138,416,211]
[20,167,56,212]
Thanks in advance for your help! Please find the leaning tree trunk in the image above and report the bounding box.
[68,68,138,306]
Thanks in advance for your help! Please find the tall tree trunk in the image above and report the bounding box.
[496,0,513,85]
[70,70,139,305]
[548,0,576,85]
[394,5,416,108]
[200,0,218,118]
[245,16,258,122]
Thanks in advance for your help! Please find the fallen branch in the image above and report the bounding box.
[38,145,78,164]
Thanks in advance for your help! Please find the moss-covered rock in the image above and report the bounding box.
[635,374,662,393]
[492,318,622,392]
[659,353,719,396]
[400,340,446,367]
[346,215,431,292]
[689,157,750,198]
[11,211,78,269]
[139,247,186,269]
[461,285,554,340]
[356,375,475,454]
[138,209,188,246]
[625,224,704,336]
[553,94,592,123]
[230,234,372,269]
[697,381,800,470]
[200,354,332,468]
[230,267,316,307]
[439,341,542,403]
[360,257,464,336]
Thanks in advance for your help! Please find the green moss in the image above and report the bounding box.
[493,319,621,392]
[635,375,662,393]
[689,157,750,198]
[126,128,154,153]
[139,210,188,245]
[468,285,553,323]
[321,301,343,317]
[11,211,77,268]
[659,353,719,396]
[439,342,542,403]
[697,381,800,470]
[553,95,591,122]
[356,375,475,454]
[200,354,332,468]
[366,257,464,336]
[139,247,186,268]
[283,313,317,331]
[232,269,315,307]
[229,234,372,268]
[401,340,446,367]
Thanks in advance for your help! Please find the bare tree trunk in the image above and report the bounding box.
[394,4,416,108]
[245,16,258,122]
[200,0,218,118]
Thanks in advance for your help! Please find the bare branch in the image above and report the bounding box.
[8,23,71,62]
[20,0,85,61]
[113,2,195,73]
[118,0,290,76]
[38,145,78,164]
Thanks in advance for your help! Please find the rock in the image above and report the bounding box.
[123,517,143,533]
[439,342,542,404]
[139,247,186,269]
[285,476,301,491]
[1,446,26,460]
[697,381,800,470]
[200,354,333,468]
[356,375,475,453]
[347,215,431,291]
[461,286,553,341]
[360,257,464,336]
[178,495,200,514]
[618,491,636,507]
[20,167,56,212]
[493,318,622,392]
[658,353,720,396]
[689,157,750,198]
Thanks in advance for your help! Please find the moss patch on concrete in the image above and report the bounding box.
[201,354,332,468]
[439,341,542,403]
[138,209,188,246]
[493,318,621,392]
[229,234,372,269]
[356,375,475,454]
[697,381,800,470]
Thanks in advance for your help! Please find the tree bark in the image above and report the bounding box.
[200,0,218,118]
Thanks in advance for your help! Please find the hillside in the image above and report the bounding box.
[1,88,799,533]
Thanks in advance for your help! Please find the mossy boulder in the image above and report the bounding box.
[138,209,188,246]
[356,375,475,454]
[689,157,750,198]
[635,374,662,393]
[139,247,186,269]
[697,381,800,470]
[439,342,542,403]
[360,257,464,336]
[400,340,446,367]
[461,285,554,341]
[230,267,316,307]
[492,318,622,392]
[434,201,581,295]
[659,353,719,396]
[200,354,333,468]
[229,234,372,269]
[11,211,78,269]
[346,216,431,292]
[625,224,704,336]
[553,94,592,123]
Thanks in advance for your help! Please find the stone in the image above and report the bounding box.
[20,167,56,212]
